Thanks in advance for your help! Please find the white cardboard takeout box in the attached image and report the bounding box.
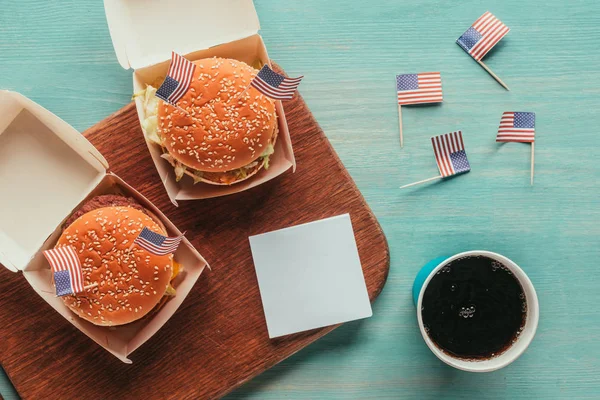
[0,90,208,363]
[104,0,296,204]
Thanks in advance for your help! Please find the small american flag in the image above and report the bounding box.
[431,131,471,178]
[396,72,443,105]
[457,11,510,61]
[133,227,183,256]
[43,246,85,297]
[156,52,196,106]
[250,65,303,100]
[497,112,535,143]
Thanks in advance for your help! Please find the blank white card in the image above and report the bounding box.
[249,214,372,338]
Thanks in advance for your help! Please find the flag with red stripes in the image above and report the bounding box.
[396,72,443,105]
[43,246,85,297]
[497,112,535,143]
[133,227,183,256]
[250,65,303,100]
[155,52,196,106]
[457,12,510,61]
[431,131,471,178]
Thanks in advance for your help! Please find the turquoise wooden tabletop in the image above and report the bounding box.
[1,0,599,398]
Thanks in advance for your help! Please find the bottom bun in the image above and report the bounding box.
[183,156,266,185]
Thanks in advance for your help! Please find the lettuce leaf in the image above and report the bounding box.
[192,171,204,184]
[260,143,275,170]
[135,86,162,146]
[142,115,160,145]
[142,86,159,117]
[165,285,177,296]
[161,153,186,182]
[174,162,186,182]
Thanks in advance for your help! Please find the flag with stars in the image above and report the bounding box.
[155,52,196,106]
[396,72,443,105]
[497,112,535,143]
[250,65,303,100]
[133,227,183,256]
[457,11,510,61]
[431,131,471,178]
[43,246,85,297]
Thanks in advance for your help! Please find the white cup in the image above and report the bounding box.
[415,250,539,372]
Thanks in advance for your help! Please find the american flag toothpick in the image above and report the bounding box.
[496,112,536,185]
[43,246,96,297]
[155,52,196,114]
[132,227,184,256]
[396,72,443,148]
[457,11,510,90]
[250,65,303,100]
[400,131,471,189]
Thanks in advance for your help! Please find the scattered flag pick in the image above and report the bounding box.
[496,111,536,185]
[396,72,443,148]
[43,246,95,297]
[457,11,510,90]
[155,52,196,113]
[132,227,184,256]
[432,131,471,177]
[250,64,303,100]
[401,131,471,189]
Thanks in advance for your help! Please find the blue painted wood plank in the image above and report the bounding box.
[1,0,599,398]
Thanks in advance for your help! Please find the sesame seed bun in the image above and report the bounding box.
[158,58,277,176]
[56,205,173,326]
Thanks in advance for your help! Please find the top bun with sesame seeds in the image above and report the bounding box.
[155,57,278,185]
[55,203,174,326]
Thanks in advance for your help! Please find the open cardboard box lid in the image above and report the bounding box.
[0,90,108,272]
[104,0,296,204]
[104,0,261,70]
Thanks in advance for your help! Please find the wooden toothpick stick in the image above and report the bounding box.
[400,175,442,189]
[530,142,535,186]
[476,60,509,90]
[53,282,98,297]
[398,104,403,148]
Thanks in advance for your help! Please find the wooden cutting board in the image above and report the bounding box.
[0,64,389,400]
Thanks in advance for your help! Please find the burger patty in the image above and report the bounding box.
[65,195,146,227]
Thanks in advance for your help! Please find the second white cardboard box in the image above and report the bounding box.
[104,0,296,204]
[0,90,209,363]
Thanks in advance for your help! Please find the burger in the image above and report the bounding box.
[53,195,182,326]
[135,57,278,185]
